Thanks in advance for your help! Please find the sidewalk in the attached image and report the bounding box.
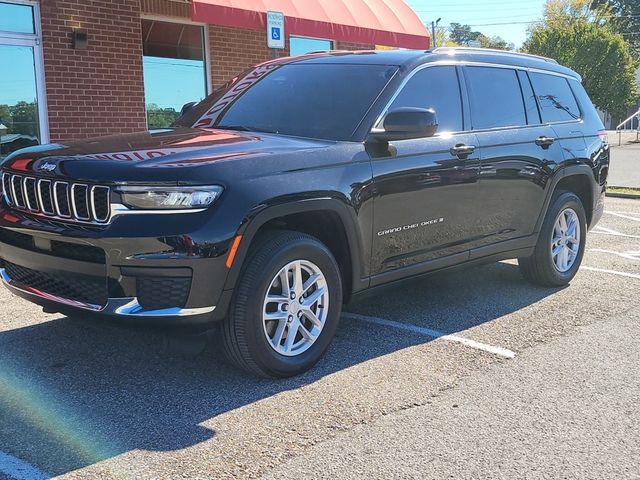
[609,143,640,188]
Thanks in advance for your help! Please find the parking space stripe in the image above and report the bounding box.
[343,312,516,359]
[604,211,640,223]
[589,249,640,261]
[0,451,49,480]
[582,266,640,280]
[592,225,640,239]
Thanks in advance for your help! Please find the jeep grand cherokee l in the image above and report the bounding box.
[0,48,609,377]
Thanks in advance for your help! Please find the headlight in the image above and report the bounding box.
[117,185,223,210]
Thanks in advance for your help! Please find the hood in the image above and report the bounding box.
[0,127,333,183]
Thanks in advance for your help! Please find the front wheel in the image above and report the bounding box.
[518,191,587,287]
[222,230,343,377]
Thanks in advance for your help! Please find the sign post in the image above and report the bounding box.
[266,11,285,58]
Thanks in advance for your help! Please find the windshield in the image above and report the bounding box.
[176,63,398,141]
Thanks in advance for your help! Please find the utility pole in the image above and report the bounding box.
[431,17,442,48]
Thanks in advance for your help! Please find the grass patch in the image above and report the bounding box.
[607,186,640,196]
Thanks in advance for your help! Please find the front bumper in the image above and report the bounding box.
[0,207,234,326]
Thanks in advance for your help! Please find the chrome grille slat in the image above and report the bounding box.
[1,172,110,224]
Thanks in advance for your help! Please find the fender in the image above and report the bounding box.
[533,163,596,234]
[223,197,369,294]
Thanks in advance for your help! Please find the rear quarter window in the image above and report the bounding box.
[529,72,581,123]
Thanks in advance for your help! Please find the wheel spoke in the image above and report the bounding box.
[302,307,323,328]
[302,273,321,296]
[283,320,299,352]
[293,262,304,296]
[303,287,326,307]
[298,323,318,341]
[271,318,287,348]
[279,267,291,293]
[264,311,288,321]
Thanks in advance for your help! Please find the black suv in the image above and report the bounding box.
[0,48,608,377]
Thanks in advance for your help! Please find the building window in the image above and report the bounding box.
[142,19,208,129]
[0,1,47,159]
[289,36,333,55]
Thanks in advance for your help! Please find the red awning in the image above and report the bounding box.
[192,0,430,49]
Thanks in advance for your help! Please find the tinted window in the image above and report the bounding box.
[387,66,462,132]
[529,72,581,123]
[179,64,397,141]
[465,67,527,129]
[517,70,541,125]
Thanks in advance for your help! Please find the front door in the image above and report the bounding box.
[370,65,481,278]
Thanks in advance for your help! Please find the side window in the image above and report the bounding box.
[465,66,527,129]
[529,72,581,123]
[387,66,463,133]
[517,70,541,125]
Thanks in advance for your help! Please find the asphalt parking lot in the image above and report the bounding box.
[0,196,638,479]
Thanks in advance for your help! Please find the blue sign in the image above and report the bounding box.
[271,27,281,41]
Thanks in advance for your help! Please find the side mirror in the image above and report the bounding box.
[180,101,198,116]
[369,107,438,142]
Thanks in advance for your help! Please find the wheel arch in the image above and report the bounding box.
[223,198,368,299]
[535,164,596,233]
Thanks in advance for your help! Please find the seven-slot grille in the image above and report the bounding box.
[2,172,110,223]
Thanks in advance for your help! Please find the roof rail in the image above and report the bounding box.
[431,47,559,64]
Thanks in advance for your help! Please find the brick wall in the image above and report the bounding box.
[39,0,378,141]
[208,27,374,88]
[40,0,146,142]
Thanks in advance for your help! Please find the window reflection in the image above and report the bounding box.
[290,37,333,55]
[0,2,34,34]
[142,19,207,129]
[0,44,40,158]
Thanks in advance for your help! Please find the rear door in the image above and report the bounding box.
[463,65,563,254]
[370,65,481,278]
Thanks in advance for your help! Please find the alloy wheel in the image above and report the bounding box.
[551,207,581,273]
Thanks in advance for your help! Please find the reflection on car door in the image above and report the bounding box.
[462,66,562,255]
[369,65,482,281]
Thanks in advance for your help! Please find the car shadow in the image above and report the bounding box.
[0,261,559,477]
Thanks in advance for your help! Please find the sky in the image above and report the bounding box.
[404,0,548,48]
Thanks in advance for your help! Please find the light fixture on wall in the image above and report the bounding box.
[72,29,88,49]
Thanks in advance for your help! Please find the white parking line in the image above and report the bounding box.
[0,451,49,480]
[592,225,640,239]
[343,312,516,359]
[604,211,640,223]
[582,266,640,280]
[589,249,640,261]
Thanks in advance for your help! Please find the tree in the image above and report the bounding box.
[446,23,513,50]
[523,0,638,118]
[449,23,481,46]
[592,0,640,57]
[146,103,180,129]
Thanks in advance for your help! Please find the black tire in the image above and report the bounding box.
[518,191,587,287]
[222,230,343,378]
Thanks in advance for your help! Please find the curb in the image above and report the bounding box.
[606,192,640,199]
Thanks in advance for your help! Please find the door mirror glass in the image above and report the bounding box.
[370,107,438,142]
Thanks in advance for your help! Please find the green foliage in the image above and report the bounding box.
[592,0,640,57]
[0,101,39,137]
[523,7,638,118]
[445,23,513,50]
[146,104,180,129]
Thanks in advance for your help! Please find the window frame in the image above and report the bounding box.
[462,65,529,131]
[0,0,48,144]
[373,61,584,137]
[289,35,334,55]
[140,14,212,129]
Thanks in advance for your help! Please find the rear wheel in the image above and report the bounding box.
[222,230,342,377]
[518,191,586,287]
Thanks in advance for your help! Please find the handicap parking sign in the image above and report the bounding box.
[267,11,285,49]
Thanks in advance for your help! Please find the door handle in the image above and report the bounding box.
[450,144,475,158]
[535,136,555,149]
